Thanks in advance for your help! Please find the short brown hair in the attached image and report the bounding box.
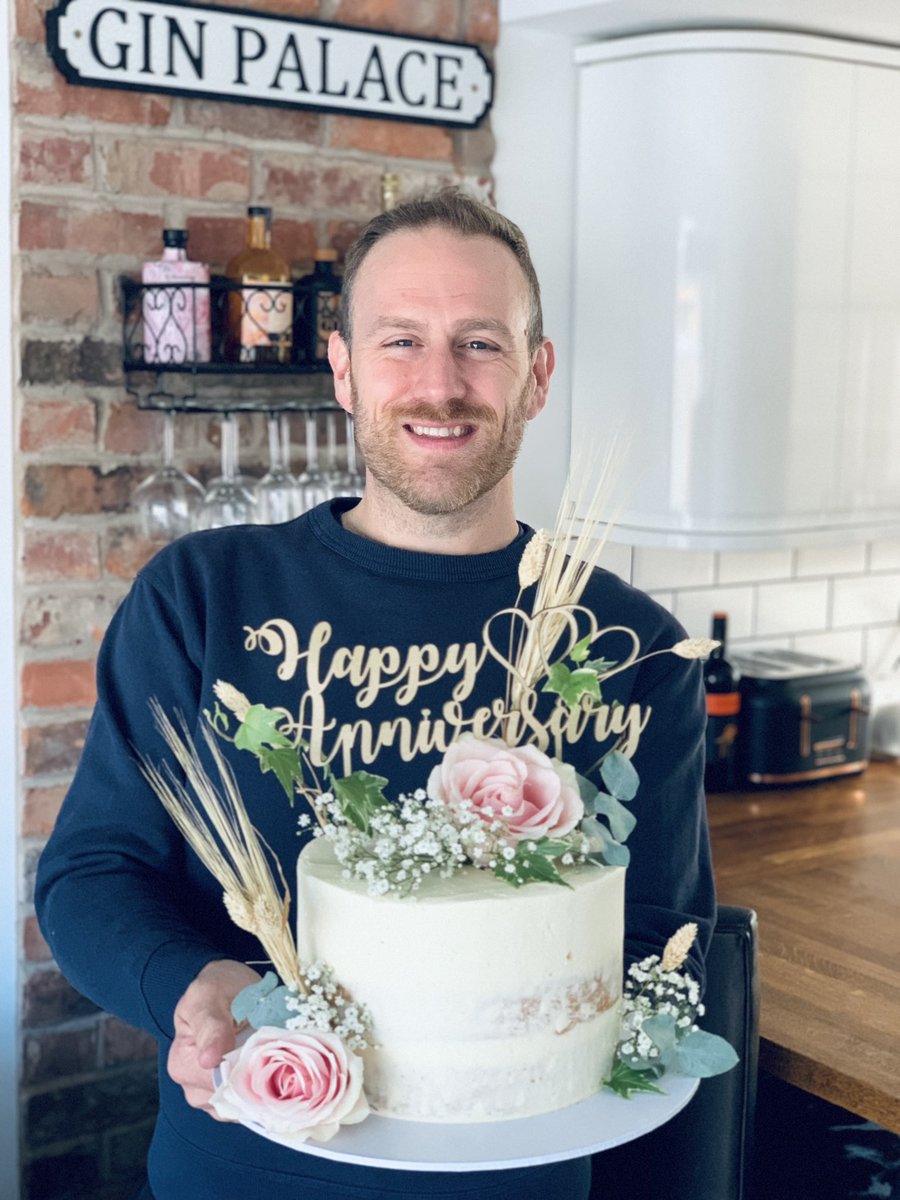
[339,188,544,353]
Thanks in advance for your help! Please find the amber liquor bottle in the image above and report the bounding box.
[225,206,292,364]
[703,612,741,792]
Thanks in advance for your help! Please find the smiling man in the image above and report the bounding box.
[328,195,553,548]
[36,190,715,1200]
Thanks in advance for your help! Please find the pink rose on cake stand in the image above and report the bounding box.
[428,733,584,843]
[210,1026,369,1146]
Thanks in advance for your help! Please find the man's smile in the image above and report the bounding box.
[404,422,476,443]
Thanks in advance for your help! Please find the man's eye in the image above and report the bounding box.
[463,340,496,352]
[388,338,415,347]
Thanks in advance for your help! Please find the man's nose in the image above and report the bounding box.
[412,345,465,402]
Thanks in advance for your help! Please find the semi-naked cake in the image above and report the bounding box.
[296,837,624,1123]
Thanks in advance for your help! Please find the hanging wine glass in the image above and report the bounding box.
[132,410,204,542]
[195,413,258,530]
[203,411,258,496]
[344,412,365,496]
[321,409,351,498]
[256,412,302,524]
[296,408,331,513]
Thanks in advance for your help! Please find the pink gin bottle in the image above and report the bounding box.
[142,228,211,364]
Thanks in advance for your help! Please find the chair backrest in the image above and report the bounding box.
[591,905,760,1200]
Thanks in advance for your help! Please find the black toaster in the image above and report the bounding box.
[732,649,870,787]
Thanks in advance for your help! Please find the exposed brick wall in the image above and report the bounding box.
[13,1,497,1196]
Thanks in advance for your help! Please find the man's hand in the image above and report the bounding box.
[167,959,261,1116]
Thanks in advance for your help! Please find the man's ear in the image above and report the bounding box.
[526,337,555,420]
[328,331,352,414]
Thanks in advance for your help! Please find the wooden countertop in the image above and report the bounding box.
[707,760,900,1133]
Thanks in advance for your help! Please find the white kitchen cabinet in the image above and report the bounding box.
[497,23,900,547]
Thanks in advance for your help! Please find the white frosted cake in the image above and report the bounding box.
[296,837,624,1123]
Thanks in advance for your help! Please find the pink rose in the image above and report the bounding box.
[427,733,584,843]
[210,1027,368,1146]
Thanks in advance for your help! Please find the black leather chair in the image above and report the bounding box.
[591,905,760,1200]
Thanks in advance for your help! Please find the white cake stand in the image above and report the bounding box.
[224,1075,699,1172]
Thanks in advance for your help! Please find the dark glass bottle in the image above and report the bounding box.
[296,249,342,369]
[703,612,741,792]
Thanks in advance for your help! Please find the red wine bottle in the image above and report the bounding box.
[703,612,741,791]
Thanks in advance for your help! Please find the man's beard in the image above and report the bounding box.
[349,377,532,517]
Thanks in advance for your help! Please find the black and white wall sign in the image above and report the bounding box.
[46,0,493,127]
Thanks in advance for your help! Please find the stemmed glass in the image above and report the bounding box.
[296,409,331,513]
[195,413,258,530]
[321,409,356,498]
[132,410,204,542]
[256,412,302,524]
[344,413,365,496]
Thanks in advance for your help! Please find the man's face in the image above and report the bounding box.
[329,227,551,517]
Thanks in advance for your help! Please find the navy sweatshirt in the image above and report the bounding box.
[36,500,715,1200]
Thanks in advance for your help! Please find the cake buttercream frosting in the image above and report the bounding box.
[296,837,624,1123]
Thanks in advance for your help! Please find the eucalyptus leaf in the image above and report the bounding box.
[600,750,639,801]
[642,1013,679,1067]
[332,771,390,834]
[592,790,638,842]
[673,1029,740,1078]
[576,772,600,814]
[231,971,287,1026]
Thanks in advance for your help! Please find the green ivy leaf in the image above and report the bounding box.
[258,745,306,804]
[585,655,618,675]
[570,634,593,663]
[543,662,602,707]
[673,1029,739,1078]
[604,1059,666,1099]
[600,750,639,801]
[234,704,293,755]
[332,771,390,834]
[493,838,574,889]
[205,702,231,736]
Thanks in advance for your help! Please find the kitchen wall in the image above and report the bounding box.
[12,2,498,1197]
[596,538,898,676]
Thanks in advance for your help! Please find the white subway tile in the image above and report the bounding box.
[596,540,634,582]
[716,549,793,585]
[631,546,715,592]
[755,580,829,636]
[864,624,900,673]
[647,590,675,614]
[672,587,754,640]
[869,540,900,571]
[832,574,900,628]
[795,543,867,578]
[731,635,791,656]
[792,629,864,665]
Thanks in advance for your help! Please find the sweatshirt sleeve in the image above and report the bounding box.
[35,564,231,1041]
[621,635,717,990]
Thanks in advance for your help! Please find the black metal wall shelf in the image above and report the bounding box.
[121,275,337,413]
